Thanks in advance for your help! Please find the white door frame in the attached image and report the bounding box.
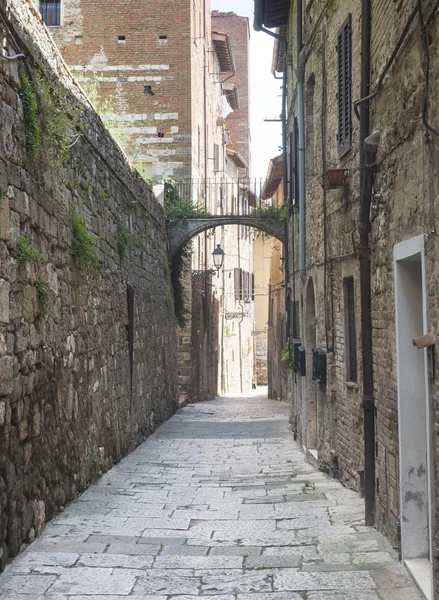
[394,234,434,599]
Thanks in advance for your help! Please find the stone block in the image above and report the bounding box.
[0,197,9,242]
[0,279,9,323]
[0,355,13,395]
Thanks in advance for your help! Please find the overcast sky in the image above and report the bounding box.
[212,0,282,180]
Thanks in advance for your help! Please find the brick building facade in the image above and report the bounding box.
[256,0,439,597]
[42,0,255,399]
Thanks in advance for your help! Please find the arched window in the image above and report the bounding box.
[41,0,61,26]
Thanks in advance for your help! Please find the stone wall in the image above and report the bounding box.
[284,0,439,594]
[0,0,178,569]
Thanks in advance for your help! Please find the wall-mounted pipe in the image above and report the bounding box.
[296,61,305,281]
[358,0,376,527]
[296,0,305,282]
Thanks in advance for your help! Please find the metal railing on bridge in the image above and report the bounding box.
[159,178,284,219]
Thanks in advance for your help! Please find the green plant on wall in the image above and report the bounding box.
[35,280,49,315]
[34,71,82,169]
[16,236,40,263]
[19,67,41,157]
[70,209,99,275]
[117,220,140,260]
[170,243,191,327]
[165,294,173,314]
[281,343,295,372]
[164,178,210,224]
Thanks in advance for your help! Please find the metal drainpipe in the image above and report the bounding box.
[203,0,208,270]
[296,60,305,282]
[296,0,305,282]
[358,0,375,526]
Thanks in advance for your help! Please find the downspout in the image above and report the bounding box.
[203,0,208,268]
[296,0,305,281]
[358,0,377,526]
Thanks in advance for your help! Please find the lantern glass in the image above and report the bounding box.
[212,244,225,270]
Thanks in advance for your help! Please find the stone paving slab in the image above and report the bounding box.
[0,392,424,599]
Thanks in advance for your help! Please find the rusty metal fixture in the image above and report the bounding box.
[320,167,350,190]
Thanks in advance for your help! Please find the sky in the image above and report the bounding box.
[212,0,283,180]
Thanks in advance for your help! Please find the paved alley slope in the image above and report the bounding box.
[0,393,422,599]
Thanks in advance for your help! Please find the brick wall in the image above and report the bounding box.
[0,0,178,568]
[49,0,193,180]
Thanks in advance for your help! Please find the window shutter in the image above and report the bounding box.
[214,143,220,172]
[291,118,299,206]
[244,271,249,300]
[234,268,241,300]
[251,273,255,301]
[337,14,352,152]
[292,300,300,340]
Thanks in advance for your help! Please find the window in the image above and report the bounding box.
[41,1,61,26]
[344,277,357,382]
[337,14,352,154]
[305,74,315,176]
[234,268,241,300]
[234,269,254,302]
[213,143,220,172]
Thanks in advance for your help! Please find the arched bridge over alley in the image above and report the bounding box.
[167,215,285,259]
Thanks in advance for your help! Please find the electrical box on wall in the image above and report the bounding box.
[298,345,306,377]
[312,347,327,385]
[293,342,301,373]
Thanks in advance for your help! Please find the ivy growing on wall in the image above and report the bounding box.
[170,243,191,328]
[70,209,99,275]
[19,67,41,157]
[16,236,40,263]
[35,280,49,315]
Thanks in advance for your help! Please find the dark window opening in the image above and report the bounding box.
[159,35,167,40]
[157,132,165,138]
[344,276,357,382]
[41,1,61,26]
[337,14,352,154]
[118,35,126,41]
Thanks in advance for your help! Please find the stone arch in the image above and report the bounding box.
[167,216,285,259]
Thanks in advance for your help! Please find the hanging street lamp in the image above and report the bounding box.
[212,244,225,276]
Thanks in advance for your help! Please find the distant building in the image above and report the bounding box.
[44,0,255,398]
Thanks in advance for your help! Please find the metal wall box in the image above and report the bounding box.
[298,345,306,377]
[312,347,327,385]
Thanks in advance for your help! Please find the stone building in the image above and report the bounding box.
[40,0,255,398]
[261,156,286,400]
[0,0,178,568]
[255,0,439,597]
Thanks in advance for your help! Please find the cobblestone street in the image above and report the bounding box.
[0,393,422,599]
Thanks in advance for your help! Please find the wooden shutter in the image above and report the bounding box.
[214,143,220,172]
[251,273,255,301]
[243,271,249,300]
[292,300,300,340]
[234,268,241,300]
[337,14,352,153]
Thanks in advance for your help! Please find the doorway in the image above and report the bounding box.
[394,236,433,600]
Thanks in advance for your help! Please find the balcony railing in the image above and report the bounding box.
[160,178,279,216]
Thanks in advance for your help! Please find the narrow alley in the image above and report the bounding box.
[0,393,421,599]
